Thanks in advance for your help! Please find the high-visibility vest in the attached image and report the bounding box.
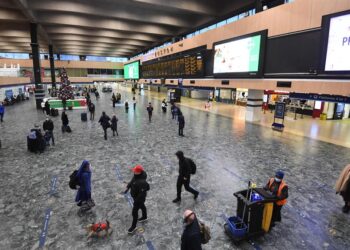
[268,178,288,206]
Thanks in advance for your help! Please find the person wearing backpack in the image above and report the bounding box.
[181,210,202,250]
[75,160,93,210]
[98,111,111,140]
[173,151,199,203]
[123,165,150,234]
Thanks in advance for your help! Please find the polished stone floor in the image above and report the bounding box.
[0,88,350,250]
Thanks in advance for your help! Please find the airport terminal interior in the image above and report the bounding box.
[0,0,350,249]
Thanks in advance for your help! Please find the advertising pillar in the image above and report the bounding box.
[246,89,263,122]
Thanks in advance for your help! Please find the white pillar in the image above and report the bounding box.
[245,89,264,122]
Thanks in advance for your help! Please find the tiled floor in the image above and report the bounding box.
[0,87,349,250]
[148,90,350,148]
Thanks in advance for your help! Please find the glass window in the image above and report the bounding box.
[0,52,29,59]
[216,20,227,28]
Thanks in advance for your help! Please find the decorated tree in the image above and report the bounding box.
[57,68,74,100]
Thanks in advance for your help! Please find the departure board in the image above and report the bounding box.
[142,53,204,78]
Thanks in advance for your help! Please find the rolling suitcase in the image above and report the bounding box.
[81,112,87,122]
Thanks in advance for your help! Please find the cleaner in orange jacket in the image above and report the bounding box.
[264,170,288,227]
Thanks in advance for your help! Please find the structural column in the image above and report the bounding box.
[49,44,56,89]
[255,0,263,13]
[245,89,264,122]
[30,23,44,109]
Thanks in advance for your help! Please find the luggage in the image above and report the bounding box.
[66,125,72,133]
[69,170,79,189]
[81,112,87,122]
[51,108,59,117]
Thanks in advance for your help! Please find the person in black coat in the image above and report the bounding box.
[98,111,110,140]
[124,165,150,234]
[61,111,69,132]
[43,116,55,145]
[88,102,95,120]
[178,111,185,136]
[181,210,202,250]
[173,151,199,203]
[112,93,117,108]
[44,100,50,115]
[146,103,153,122]
[111,115,118,136]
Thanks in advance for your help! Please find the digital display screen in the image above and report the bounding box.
[324,13,350,71]
[213,34,262,74]
[124,61,140,79]
[141,53,204,78]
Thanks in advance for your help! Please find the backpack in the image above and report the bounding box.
[186,158,197,175]
[69,170,79,189]
[198,221,211,244]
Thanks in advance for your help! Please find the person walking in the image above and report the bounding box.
[61,111,69,132]
[264,170,288,227]
[178,111,185,136]
[161,99,167,113]
[44,100,50,115]
[112,93,117,108]
[111,115,119,136]
[173,151,199,203]
[88,102,95,120]
[125,101,129,113]
[171,103,178,120]
[0,102,5,122]
[124,165,150,234]
[335,164,350,213]
[181,210,202,250]
[146,103,153,122]
[43,116,55,145]
[132,97,137,110]
[75,160,93,213]
[98,111,111,140]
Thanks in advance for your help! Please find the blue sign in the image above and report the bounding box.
[274,102,286,119]
[289,93,350,104]
[5,90,13,99]
[39,208,52,248]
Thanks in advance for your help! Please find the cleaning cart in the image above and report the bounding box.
[224,183,278,243]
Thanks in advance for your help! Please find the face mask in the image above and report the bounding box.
[275,178,281,183]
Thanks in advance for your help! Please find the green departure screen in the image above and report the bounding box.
[124,61,140,79]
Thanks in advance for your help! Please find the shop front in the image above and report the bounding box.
[289,93,350,120]
[236,88,248,106]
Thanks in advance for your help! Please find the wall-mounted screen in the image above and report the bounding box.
[124,61,140,79]
[213,30,267,77]
[322,11,350,73]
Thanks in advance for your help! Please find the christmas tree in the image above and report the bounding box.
[57,68,74,100]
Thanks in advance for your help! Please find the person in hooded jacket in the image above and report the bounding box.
[124,165,150,234]
[98,111,111,140]
[0,102,5,122]
[173,151,199,203]
[75,160,92,209]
